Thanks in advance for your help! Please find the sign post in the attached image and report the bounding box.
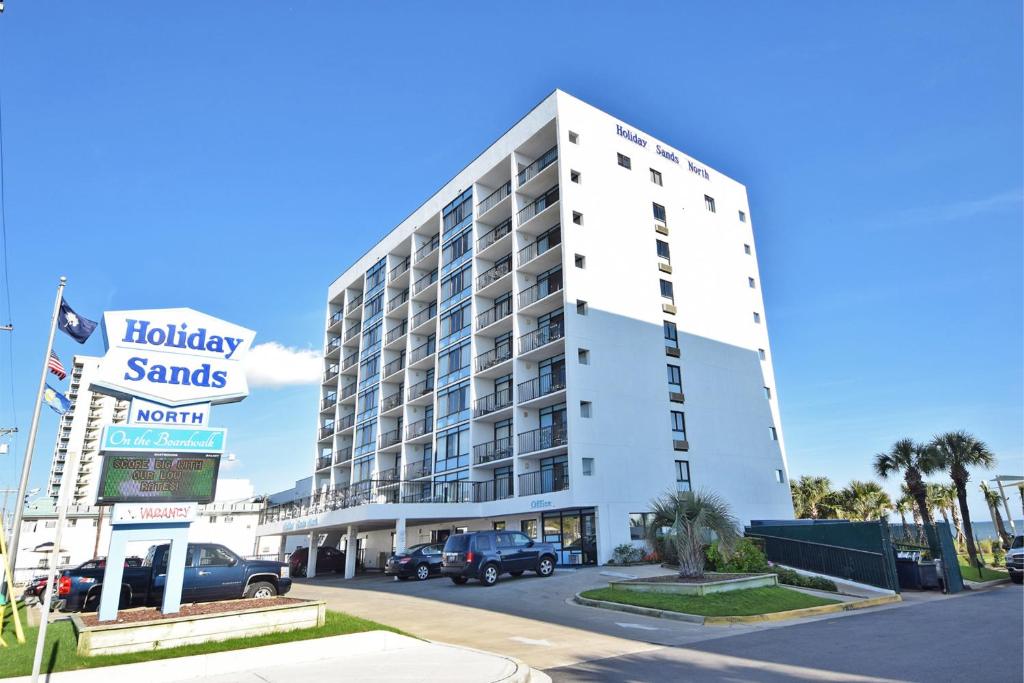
[90,308,254,622]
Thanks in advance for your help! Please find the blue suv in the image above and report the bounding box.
[441,531,557,586]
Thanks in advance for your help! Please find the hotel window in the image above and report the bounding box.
[656,239,671,262]
[440,263,472,308]
[671,410,686,440]
[667,364,682,393]
[739,210,747,222]
[629,512,655,541]
[574,254,586,269]
[744,244,751,255]
[436,424,470,472]
[439,300,471,347]
[617,153,631,169]
[770,426,778,441]
[568,131,579,144]
[570,170,581,183]
[357,386,379,421]
[764,386,772,399]
[582,457,595,476]
[521,519,538,539]
[442,188,473,236]
[576,299,588,315]
[580,401,592,418]
[663,321,679,350]
[758,348,766,360]
[660,279,674,303]
[653,202,667,223]
[441,228,473,272]
[775,469,785,483]
[577,348,590,365]
[437,340,471,386]
[365,258,387,294]
[650,168,662,186]
[358,353,380,389]
[675,460,691,492]
[749,277,756,288]
[437,381,470,427]
[572,211,583,225]
[362,321,383,349]
[704,195,716,213]
[753,312,761,323]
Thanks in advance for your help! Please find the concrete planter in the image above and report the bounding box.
[610,572,777,596]
[72,600,326,656]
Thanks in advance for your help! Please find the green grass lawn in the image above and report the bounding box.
[0,609,402,678]
[580,586,839,617]
[958,560,1008,582]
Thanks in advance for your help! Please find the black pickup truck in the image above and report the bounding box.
[57,543,291,612]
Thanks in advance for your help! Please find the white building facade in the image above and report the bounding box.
[256,90,793,570]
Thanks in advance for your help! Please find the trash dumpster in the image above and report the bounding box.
[895,557,923,590]
[918,561,941,590]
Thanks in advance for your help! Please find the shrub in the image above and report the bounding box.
[611,543,644,564]
[769,566,838,592]
[705,538,769,574]
[992,543,1006,566]
[979,538,993,557]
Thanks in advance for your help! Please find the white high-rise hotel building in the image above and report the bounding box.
[257,91,793,568]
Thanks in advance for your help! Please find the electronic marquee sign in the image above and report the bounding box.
[91,308,255,407]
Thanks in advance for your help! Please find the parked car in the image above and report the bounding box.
[385,543,444,580]
[1006,535,1023,584]
[288,545,346,577]
[57,543,291,612]
[441,531,557,586]
[22,575,49,601]
[24,557,145,602]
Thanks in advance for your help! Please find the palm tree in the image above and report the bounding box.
[790,475,834,519]
[930,431,996,568]
[874,439,939,528]
[980,482,1012,548]
[927,483,952,527]
[838,480,893,521]
[893,493,914,527]
[646,489,740,579]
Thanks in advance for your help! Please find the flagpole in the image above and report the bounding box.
[1,276,65,600]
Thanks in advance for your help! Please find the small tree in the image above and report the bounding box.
[647,490,740,579]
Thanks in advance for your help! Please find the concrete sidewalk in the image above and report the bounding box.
[8,631,549,683]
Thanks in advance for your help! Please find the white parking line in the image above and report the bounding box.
[509,636,553,647]
[615,622,660,631]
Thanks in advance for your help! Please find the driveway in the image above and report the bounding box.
[287,565,908,671]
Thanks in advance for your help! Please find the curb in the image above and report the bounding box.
[962,577,1011,590]
[572,592,902,626]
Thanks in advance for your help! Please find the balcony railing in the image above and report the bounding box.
[386,320,408,345]
[517,228,561,266]
[344,323,362,341]
[410,339,436,364]
[335,446,353,463]
[403,459,431,480]
[337,413,355,431]
[319,425,334,440]
[405,418,433,440]
[384,355,405,377]
[518,277,563,308]
[400,480,473,504]
[517,145,558,186]
[407,378,434,401]
[413,269,439,294]
[343,351,359,370]
[329,310,344,327]
[389,256,410,281]
[518,371,566,403]
[327,337,342,353]
[476,297,512,330]
[476,257,512,290]
[377,466,400,483]
[474,477,514,502]
[379,428,401,449]
[519,322,564,354]
[518,424,568,454]
[473,436,514,464]
[340,382,357,399]
[348,292,364,310]
[518,468,569,497]
[517,185,559,225]
[415,233,440,261]
[475,340,513,372]
[317,456,332,470]
[321,394,337,410]
[477,217,512,252]
[473,387,512,417]
[412,303,437,329]
[388,289,409,312]
[477,180,511,215]
[323,364,339,382]
[382,387,404,412]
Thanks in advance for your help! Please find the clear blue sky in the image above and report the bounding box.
[0,3,1020,518]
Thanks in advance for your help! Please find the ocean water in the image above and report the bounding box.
[966,519,1023,541]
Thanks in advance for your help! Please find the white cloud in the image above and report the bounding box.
[244,341,321,388]
[878,188,1023,229]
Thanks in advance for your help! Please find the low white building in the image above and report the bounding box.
[13,479,263,583]
[256,90,794,572]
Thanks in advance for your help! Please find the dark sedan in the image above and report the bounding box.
[288,546,346,577]
[385,543,444,581]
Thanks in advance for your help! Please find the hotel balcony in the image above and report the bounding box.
[385,320,408,349]
[320,394,337,413]
[414,233,440,266]
[518,469,569,497]
[344,323,362,342]
[473,477,514,502]
[403,459,432,481]
[325,336,342,358]
[473,436,514,466]
[476,217,512,260]
[381,386,404,415]
[344,292,363,319]
[319,424,335,442]
[400,480,472,505]
[517,184,559,231]
[517,371,566,409]
[323,363,340,384]
[474,340,513,377]
[473,387,513,420]
[517,322,564,362]
[475,297,512,335]
[317,455,333,472]
[517,424,568,456]
[339,382,357,404]
[405,417,433,443]
[410,303,437,334]
[408,339,436,370]
[412,268,439,300]
[389,256,411,286]
[517,144,558,189]
[387,288,410,317]
[518,278,564,317]
[475,255,513,298]
[517,226,561,274]
[335,446,353,465]
[342,351,359,373]
[379,428,402,452]
[406,377,434,405]
[476,180,511,221]
[336,412,356,434]
[383,355,405,381]
[327,309,344,332]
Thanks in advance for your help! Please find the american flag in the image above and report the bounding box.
[47,350,67,380]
